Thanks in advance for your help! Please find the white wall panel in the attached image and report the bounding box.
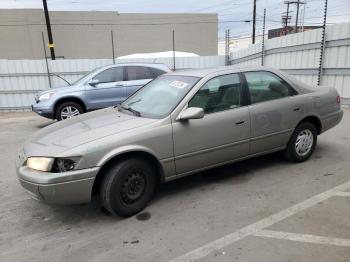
[230,22,350,101]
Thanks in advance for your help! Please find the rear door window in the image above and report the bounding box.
[244,71,296,104]
[126,66,152,81]
[150,67,167,78]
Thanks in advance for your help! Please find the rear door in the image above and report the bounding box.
[243,71,302,154]
[125,66,154,96]
[85,66,126,109]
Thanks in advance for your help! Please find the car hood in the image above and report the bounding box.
[23,107,157,157]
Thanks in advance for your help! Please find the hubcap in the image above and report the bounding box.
[295,129,314,156]
[120,172,146,205]
[60,106,80,120]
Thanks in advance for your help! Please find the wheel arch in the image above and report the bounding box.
[91,149,165,196]
[297,115,322,135]
[54,96,87,115]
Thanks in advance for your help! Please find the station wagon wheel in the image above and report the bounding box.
[284,122,317,162]
[100,158,157,217]
[56,101,84,121]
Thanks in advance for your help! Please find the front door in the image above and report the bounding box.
[85,66,126,109]
[172,73,251,175]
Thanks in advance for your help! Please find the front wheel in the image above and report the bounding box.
[56,102,84,121]
[100,158,157,217]
[284,122,317,162]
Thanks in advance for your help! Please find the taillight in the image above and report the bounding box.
[336,95,341,104]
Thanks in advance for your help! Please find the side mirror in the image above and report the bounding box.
[88,79,99,86]
[178,107,204,121]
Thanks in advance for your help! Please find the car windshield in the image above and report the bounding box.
[121,75,200,118]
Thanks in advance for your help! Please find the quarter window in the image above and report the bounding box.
[188,74,242,114]
[127,66,152,81]
[93,67,123,83]
[244,71,295,104]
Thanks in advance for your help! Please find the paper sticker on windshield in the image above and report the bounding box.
[169,80,188,89]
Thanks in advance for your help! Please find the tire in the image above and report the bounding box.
[100,158,157,217]
[284,122,317,162]
[56,101,84,121]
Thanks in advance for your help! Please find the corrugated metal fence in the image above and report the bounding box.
[230,22,350,104]
[0,56,225,111]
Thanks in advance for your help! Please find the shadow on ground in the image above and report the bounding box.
[40,152,289,224]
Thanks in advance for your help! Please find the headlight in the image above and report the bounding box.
[26,157,80,172]
[26,157,54,172]
[38,92,55,101]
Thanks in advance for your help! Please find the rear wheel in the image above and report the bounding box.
[100,158,157,217]
[284,122,317,162]
[56,102,84,121]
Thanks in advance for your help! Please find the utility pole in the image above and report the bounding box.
[41,32,52,88]
[261,9,266,66]
[252,0,256,44]
[42,0,55,60]
[284,1,304,34]
[317,0,328,86]
[284,1,290,35]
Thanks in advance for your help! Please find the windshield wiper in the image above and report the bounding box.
[118,105,141,117]
[127,99,142,107]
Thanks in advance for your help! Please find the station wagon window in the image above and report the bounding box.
[244,71,295,104]
[188,73,242,114]
[127,66,152,81]
[93,67,123,83]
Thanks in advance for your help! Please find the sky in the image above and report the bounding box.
[1,0,350,40]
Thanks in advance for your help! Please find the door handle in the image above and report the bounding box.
[235,120,245,125]
[293,107,301,112]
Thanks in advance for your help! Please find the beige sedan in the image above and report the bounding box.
[16,66,343,217]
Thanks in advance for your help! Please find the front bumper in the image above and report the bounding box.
[32,103,55,119]
[17,166,99,204]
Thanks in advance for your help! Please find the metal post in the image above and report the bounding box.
[317,0,328,86]
[261,9,266,66]
[111,30,116,64]
[225,30,228,65]
[42,0,55,60]
[295,0,300,32]
[41,32,52,88]
[172,30,176,71]
[227,29,230,65]
[302,1,306,32]
[252,0,256,44]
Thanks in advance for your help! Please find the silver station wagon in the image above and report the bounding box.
[16,66,343,217]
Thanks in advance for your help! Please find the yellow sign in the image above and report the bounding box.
[48,43,55,48]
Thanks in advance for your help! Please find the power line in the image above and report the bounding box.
[0,19,255,27]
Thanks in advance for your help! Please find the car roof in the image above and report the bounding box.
[167,65,279,78]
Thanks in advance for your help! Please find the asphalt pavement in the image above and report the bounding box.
[0,109,349,262]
